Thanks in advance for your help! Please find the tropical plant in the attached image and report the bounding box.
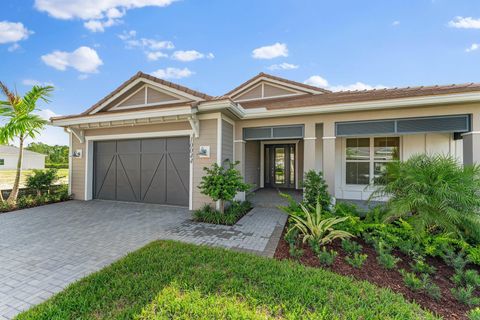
[400,269,423,291]
[341,239,363,255]
[286,202,353,246]
[198,161,250,214]
[377,251,400,270]
[468,307,480,320]
[26,169,59,196]
[302,170,331,211]
[410,257,436,275]
[345,253,368,268]
[0,82,53,205]
[317,247,338,266]
[371,154,480,242]
[451,285,480,306]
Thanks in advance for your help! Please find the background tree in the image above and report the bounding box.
[0,82,53,205]
[26,142,68,168]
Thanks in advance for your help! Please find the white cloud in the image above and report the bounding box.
[34,0,175,32]
[26,109,68,146]
[252,42,288,59]
[304,75,387,91]
[466,43,480,52]
[171,50,214,62]
[392,21,400,26]
[119,30,174,60]
[41,46,103,73]
[0,21,33,44]
[267,62,299,71]
[151,67,193,80]
[8,43,20,52]
[304,75,329,87]
[448,16,480,29]
[22,79,55,87]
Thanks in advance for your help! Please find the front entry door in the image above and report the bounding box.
[265,144,295,188]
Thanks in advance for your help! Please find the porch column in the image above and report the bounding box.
[464,113,480,165]
[303,122,316,173]
[322,121,336,197]
[234,139,246,201]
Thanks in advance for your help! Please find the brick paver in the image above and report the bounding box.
[0,197,287,319]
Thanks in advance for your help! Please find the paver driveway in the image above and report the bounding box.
[0,199,287,319]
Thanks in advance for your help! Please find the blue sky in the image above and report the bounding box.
[1,0,480,145]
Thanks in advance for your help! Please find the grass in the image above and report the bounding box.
[0,169,68,190]
[16,241,436,319]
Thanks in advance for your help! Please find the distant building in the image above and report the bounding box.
[0,145,46,170]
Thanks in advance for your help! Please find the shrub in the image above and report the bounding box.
[317,247,338,266]
[400,270,423,291]
[345,253,368,268]
[410,257,436,275]
[452,269,480,288]
[193,201,252,225]
[468,246,480,265]
[341,239,362,255]
[198,161,250,214]
[302,170,331,211]
[468,307,480,320]
[26,169,59,196]
[377,251,400,270]
[288,244,304,260]
[451,285,480,306]
[444,251,467,272]
[286,201,353,246]
[424,280,442,301]
[371,154,480,242]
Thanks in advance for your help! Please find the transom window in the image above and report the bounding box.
[345,137,399,185]
[0,159,4,165]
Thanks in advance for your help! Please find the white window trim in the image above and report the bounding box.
[341,136,402,191]
[83,129,193,209]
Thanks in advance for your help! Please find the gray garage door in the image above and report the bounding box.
[93,137,190,206]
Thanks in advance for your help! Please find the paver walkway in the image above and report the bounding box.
[0,195,288,319]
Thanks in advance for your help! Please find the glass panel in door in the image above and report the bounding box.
[274,147,285,185]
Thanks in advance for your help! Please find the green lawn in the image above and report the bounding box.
[0,169,68,190]
[16,241,436,320]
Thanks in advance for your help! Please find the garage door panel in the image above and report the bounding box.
[93,136,189,206]
[141,153,166,203]
[116,154,141,202]
[94,154,116,200]
[141,138,166,153]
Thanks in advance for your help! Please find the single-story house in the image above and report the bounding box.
[0,145,46,170]
[51,72,480,209]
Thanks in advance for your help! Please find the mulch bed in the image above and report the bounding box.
[274,227,475,320]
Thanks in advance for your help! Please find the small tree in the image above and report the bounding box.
[302,170,331,212]
[199,161,250,213]
[0,82,53,205]
[26,169,59,196]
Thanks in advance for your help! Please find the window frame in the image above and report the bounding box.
[343,136,401,187]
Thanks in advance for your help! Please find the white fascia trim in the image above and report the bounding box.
[52,106,194,127]
[89,77,204,115]
[67,130,72,195]
[85,130,193,141]
[198,100,246,118]
[241,92,480,119]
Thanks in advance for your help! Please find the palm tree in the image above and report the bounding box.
[0,82,53,205]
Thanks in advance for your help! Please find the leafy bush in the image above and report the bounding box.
[468,307,480,320]
[286,202,353,246]
[444,251,467,272]
[26,169,59,196]
[371,154,480,242]
[345,253,368,268]
[193,201,252,225]
[451,285,480,306]
[302,170,331,211]
[341,239,363,255]
[377,251,400,270]
[198,161,250,214]
[410,257,436,275]
[317,247,338,266]
[400,270,423,291]
[468,246,480,265]
[288,244,304,260]
[452,269,480,289]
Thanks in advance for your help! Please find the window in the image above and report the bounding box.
[0,159,4,165]
[345,137,399,185]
